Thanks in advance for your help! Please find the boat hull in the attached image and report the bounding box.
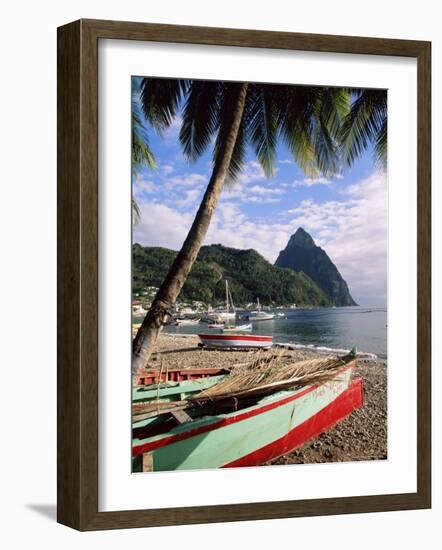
[215,312,236,321]
[135,367,230,386]
[222,323,252,332]
[198,333,273,348]
[132,365,363,471]
[248,315,275,321]
[225,377,363,467]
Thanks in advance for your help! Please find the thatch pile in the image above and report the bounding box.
[190,352,355,404]
[132,351,357,423]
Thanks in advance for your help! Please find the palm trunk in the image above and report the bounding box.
[132,82,249,375]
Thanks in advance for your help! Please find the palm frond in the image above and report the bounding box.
[311,88,351,175]
[132,112,156,170]
[212,82,248,182]
[274,86,352,177]
[275,86,322,176]
[375,117,387,169]
[179,80,221,161]
[319,87,351,136]
[132,197,141,225]
[224,120,247,188]
[339,89,387,167]
[245,84,279,177]
[140,78,189,133]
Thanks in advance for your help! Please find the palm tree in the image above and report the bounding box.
[132,79,351,374]
[132,106,156,224]
[339,88,387,168]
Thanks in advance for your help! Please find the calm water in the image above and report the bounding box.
[163,306,387,360]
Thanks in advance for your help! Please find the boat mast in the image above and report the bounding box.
[228,288,235,313]
[225,280,229,313]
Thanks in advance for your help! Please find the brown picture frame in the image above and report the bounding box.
[57,18,431,531]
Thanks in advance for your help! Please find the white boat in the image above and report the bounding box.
[179,306,198,316]
[198,333,273,349]
[222,323,252,332]
[208,323,225,329]
[213,280,236,321]
[214,311,236,321]
[174,318,200,326]
[248,298,275,322]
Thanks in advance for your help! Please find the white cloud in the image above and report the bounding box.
[248,185,285,196]
[293,176,333,187]
[288,172,388,304]
[248,196,281,204]
[162,115,182,144]
[237,160,267,184]
[166,173,207,188]
[212,202,247,227]
[221,179,286,204]
[175,188,201,207]
[134,171,387,305]
[161,164,174,175]
[279,159,295,165]
[133,175,158,197]
[133,203,194,250]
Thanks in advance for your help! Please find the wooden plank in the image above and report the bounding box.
[142,452,153,472]
[57,20,81,530]
[171,410,193,424]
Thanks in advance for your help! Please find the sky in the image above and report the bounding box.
[132,78,388,306]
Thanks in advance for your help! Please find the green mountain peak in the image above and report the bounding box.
[133,243,332,307]
[275,229,357,307]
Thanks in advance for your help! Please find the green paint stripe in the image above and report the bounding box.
[132,375,226,402]
[147,372,351,471]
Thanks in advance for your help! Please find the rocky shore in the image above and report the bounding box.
[149,334,387,465]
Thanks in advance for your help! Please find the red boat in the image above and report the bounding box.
[135,366,230,386]
[132,359,363,471]
[198,333,273,349]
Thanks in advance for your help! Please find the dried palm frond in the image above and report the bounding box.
[190,352,355,404]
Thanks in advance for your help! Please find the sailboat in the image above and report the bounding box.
[222,323,252,332]
[213,280,236,321]
[248,298,275,322]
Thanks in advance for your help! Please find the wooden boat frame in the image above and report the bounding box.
[131,363,364,471]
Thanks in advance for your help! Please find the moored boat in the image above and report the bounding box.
[173,318,201,326]
[198,333,273,348]
[132,357,363,471]
[213,280,236,321]
[247,298,275,322]
[222,323,252,332]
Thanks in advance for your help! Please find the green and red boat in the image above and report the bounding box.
[132,357,363,472]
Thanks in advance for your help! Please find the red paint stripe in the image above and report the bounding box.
[198,333,273,342]
[132,364,355,456]
[136,367,228,385]
[222,377,364,468]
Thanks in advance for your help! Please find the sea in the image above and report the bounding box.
[163,306,388,361]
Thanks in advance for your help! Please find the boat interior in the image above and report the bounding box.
[132,375,274,441]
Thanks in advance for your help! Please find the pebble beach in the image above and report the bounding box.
[149,333,387,465]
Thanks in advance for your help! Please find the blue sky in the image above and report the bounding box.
[132,78,388,306]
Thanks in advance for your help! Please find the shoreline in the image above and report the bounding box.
[147,334,388,465]
[160,331,386,364]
